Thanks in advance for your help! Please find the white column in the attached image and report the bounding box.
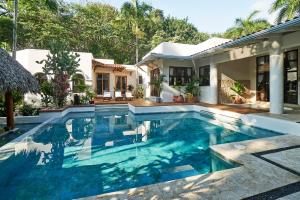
[210,62,218,104]
[269,36,284,114]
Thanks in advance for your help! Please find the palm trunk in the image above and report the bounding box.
[12,0,18,59]
[5,91,14,130]
[135,36,139,64]
[135,34,139,85]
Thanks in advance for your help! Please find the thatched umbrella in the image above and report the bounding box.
[0,48,39,129]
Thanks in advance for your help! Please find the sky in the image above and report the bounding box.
[69,0,277,33]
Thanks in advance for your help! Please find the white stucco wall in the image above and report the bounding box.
[16,49,94,105]
[193,32,300,105]
[16,49,93,83]
[160,59,194,102]
[138,65,151,99]
[218,56,257,103]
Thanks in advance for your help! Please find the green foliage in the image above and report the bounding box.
[270,0,300,23]
[40,81,54,107]
[133,85,144,98]
[127,84,134,92]
[12,90,23,107]
[0,1,210,63]
[230,82,246,96]
[38,40,80,108]
[85,86,96,101]
[0,95,5,117]
[149,75,166,97]
[223,11,270,39]
[163,17,209,44]
[185,77,200,97]
[19,103,40,116]
[0,91,23,117]
[80,86,96,104]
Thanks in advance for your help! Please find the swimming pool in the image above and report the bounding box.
[0,109,281,199]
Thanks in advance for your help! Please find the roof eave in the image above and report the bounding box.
[192,16,300,59]
[137,53,192,67]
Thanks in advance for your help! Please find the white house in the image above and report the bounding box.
[16,49,147,104]
[138,16,300,114]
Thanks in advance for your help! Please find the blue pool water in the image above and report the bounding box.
[0,110,281,199]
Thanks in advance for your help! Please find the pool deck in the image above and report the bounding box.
[82,134,300,200]
[95,99,268,114]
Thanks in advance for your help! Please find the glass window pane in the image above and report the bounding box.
[286,61,298,71]
[288,51,297,60]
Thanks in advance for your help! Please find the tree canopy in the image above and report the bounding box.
[223,11,270,39]
[270,0,300,23]
[0,0,209,64]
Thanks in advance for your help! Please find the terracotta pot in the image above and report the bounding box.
[233,96,243,104]
[177,95,184,103]
[173,96,179,102]
[192,96,198,103]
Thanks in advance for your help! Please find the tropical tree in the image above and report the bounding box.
[37,40,80,108]
[270,0,300,23]
[0,0,9,16]
[117,0,155,64]
[224,11,270,39]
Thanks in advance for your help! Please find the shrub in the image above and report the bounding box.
[40,81,54,107]
[134,85,144,99]
[19,104,40,116]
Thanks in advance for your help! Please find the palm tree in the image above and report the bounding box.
[0,0,9,16]
[270,0,300,23]
[224,10,270,39]
[117,0,153,64]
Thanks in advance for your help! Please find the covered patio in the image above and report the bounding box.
[92,59,136,99]
[194,17,300,115]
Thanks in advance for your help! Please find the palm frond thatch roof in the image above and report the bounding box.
[0,48,39,94]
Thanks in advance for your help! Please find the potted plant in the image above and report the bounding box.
[133,85,144,99]
[149,75,166,103]
[173,85,184,103]
[184,77,200,103]
[230,82,246,104]
[85,86,96,104]
[127,84,134,92]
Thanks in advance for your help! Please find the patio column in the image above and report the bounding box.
[269,36,284,114]
[210,62,218,104]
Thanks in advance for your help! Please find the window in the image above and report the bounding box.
[72,74,85,93]
[97,73,110,95]
[115,76,127,94]
[199,66,210,86]
[169,67,192,86]
[256,55,270,101]
[138,76,143,84]
[151,68,160,96]
[284,50,298,104]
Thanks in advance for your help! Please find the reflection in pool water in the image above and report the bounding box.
[0,110,281,199]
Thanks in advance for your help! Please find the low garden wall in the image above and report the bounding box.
[0,105,95,125]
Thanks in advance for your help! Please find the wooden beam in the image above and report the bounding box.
[5,91,14,130]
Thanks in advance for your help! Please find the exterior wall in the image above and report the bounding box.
[16,49,93,83]
[298,49,300,105]
[193,31,300,105]
[160,59,194,102]
[218,57,257,103]
[92,67,136,97]
[16,49,93,105]
[138,65,151,99]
